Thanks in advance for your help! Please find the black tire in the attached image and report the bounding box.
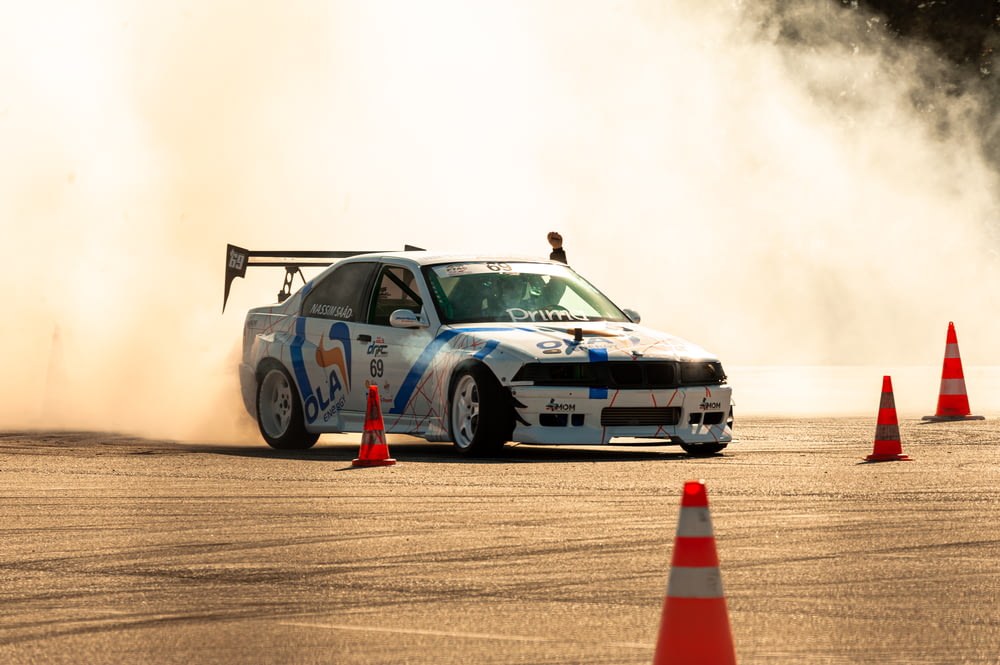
[679,442,728,457]
[449,363,513,456]
[256,360,319,450]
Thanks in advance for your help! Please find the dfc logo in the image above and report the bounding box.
[304,321,353,424]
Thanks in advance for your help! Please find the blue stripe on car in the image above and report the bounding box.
[290,316,313,400]
[588,348,608,399]
[391,330,461,414]
[588,348,608,363]
[390,327,514,415]
[329,321,352,391]
[473,340,500,360]
[392,326,605,414]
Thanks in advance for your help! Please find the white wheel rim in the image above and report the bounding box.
[260,370,293,439]
[451,375,480,449]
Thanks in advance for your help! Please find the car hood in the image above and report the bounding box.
[444,320,720,364]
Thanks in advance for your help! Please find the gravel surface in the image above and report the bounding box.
[2,417,997,664]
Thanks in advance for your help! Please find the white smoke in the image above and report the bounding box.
[2,1,997,436]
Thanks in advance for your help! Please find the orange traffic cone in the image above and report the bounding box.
[922,322,984,422]
[865,376,911,462]
[652,480,736,665]
[352,385,396,467]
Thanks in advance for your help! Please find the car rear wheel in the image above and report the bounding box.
[449,364,511,456]
[256,361,319,450]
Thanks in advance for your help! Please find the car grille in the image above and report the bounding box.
[600,407,682,427]
[513,360,726,389]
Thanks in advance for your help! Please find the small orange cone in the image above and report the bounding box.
[865,376,911,462]
[652,480,736,665]
[922,322,984,422]
[352,385,396,467]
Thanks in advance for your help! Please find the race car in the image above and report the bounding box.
[224,244,734,456]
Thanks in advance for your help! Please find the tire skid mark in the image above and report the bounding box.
[0,606,298,647]
[279,621,652,649]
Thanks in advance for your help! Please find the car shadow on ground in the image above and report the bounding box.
[198,439,704,464]
[0,430,722,464]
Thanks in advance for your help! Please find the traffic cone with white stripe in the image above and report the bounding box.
[865,376,911,462]
[352,385,396,467]
[653,480,736,665]
[922,322,984,422]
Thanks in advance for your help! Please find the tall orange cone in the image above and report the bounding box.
[922,322,984,422]
[865,376,911,462]
[652,480,736,665]
[352,385,396,467]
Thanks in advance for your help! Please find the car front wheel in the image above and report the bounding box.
[449,364,511,456]
[256,361,319,450]
[679,442,727,457]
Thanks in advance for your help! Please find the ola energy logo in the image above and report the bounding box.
[305,321,352,424]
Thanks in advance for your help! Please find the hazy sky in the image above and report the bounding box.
[2,1,998,436]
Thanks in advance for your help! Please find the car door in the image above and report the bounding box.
[348,263,439,434]
[295,260,377,431]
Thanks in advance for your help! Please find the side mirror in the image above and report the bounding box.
[623,308,641,324]
[389,309,428,329]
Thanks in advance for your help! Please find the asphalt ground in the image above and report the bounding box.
[2,417,998,665]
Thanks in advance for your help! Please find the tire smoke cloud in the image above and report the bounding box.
[2,1,997,436]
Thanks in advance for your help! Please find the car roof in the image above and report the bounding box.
[345,251,562,267]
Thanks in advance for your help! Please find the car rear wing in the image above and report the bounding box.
[223,243,424,312]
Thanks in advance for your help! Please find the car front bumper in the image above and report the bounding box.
[509,384,733,445]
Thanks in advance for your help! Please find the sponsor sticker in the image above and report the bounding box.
[507,308,589,323]
[300,321,352,424]
[228,247,246,271]
[309,303,354,319]
[366,336,389,357]
[699,397,722,411]
[434,262,572,279]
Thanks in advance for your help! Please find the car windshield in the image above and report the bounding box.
[423,261,629,324]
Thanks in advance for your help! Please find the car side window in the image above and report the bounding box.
[369,266,422,326]
[301,261,376,321]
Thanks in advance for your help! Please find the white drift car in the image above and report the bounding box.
[224,244,734,456]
